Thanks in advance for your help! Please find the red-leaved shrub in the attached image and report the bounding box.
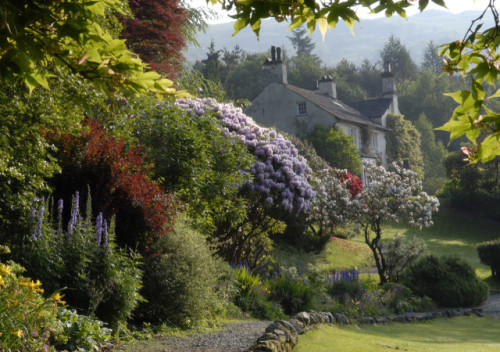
[49,119,176,251]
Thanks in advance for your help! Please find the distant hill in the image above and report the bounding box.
[184,10,488,66]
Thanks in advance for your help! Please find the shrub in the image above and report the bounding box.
[383,234,426,282]
[404,255,488,307]
[14,193,143,328]
[477,238,500,280]
[0,259,63,352]
[48,118,177,250]
[327,280,365,304]
[232,263,286,320]
[134,214,227,327]
[268,268,321,315]
[305,124,362,175]
[380,283,434,314]
[54,308,112,352]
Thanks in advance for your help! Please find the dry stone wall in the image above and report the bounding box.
[252,308,484,352]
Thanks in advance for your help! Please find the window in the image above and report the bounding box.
[345,127,358,148]
[297,102,307,115]
[372,133,378,150]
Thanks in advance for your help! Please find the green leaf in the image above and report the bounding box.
[233,18,248,36]
[419,0,429,11]
[476,134,500,162]
[437,117,473,142]
[288,16,305,31]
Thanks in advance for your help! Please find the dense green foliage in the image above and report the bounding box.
[305,124,362,175]
[0,260,63,351]
[131,101,252,235]
[0,0,179,96]
[477,239,500,280]
[440,150,500,220]
[135,215,230,327]
[404,255,488,307]
[386,114,424,177]
[14,193,143,328]
[415,113,447,194]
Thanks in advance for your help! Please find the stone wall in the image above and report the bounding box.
[252,308,483,352]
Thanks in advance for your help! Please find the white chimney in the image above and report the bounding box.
[318,75,337,98]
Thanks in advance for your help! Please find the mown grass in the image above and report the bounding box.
[381,199,500,291]
[295,316,500,352]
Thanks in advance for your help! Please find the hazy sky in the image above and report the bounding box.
[190,0,492,24]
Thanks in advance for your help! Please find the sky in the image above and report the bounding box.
[189,0,492,24]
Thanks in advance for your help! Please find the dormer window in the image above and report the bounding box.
[297,102,307,115]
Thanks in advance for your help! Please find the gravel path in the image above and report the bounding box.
[129,320,271,352]
[480,294,500,317]
[118,294,500,351]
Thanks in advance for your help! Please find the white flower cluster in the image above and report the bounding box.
[353,161,440,229]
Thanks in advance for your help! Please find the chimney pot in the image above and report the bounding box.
[277,47,282,61]
[271,46,276,61]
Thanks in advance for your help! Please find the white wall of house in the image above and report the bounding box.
[245,83,339,136]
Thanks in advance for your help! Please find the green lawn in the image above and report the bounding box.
[295,317,500,352]
[381,200,500,290]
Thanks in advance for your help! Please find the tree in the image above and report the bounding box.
[196,41,224,82]
[0,0,179,96]
[385,114,424,177]
[415,113,447,194]
[305,124,362,176]
[120,0,189,78]
[380,35,418,82]
[287,28,323,90]
[227,0,446,40]
[351,161,439,284]
[216,0,500,163]
[437,4,500,163]
[288,28,317,59]
[421,41,443,75]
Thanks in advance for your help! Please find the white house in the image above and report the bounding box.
[245,46,401,168]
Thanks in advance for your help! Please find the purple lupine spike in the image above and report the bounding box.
[95,212,103,244]
[103,220,108,246]
[57,199,64,218]
[32,205,44,240]
[67,192,80,237]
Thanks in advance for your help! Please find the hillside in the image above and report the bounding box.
[184,10,488,66]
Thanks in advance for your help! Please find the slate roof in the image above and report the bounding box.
[285,84,387,129]
[348,98,393,119]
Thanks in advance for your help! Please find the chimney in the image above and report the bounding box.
[263,46,288,84]
[381,61,399,118]
[317,75,337,98]
[382,61,395,97]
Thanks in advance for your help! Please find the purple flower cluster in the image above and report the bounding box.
[325,268,359,285]
[175,98,315,213]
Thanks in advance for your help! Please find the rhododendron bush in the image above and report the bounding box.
[307,168,362,242]
[351,161,440,284]
[176,98,315,214]
[173,98,316,266]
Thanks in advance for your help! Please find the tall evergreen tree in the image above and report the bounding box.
[421,41,443,75]
[380,35,418,82]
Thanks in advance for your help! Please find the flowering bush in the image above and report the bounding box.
[307,168,362,242]
[175,98,315,214]
[49,118,177,251]
[0,259,63,352]
[15,192,143,328]
[351,161,440,284]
